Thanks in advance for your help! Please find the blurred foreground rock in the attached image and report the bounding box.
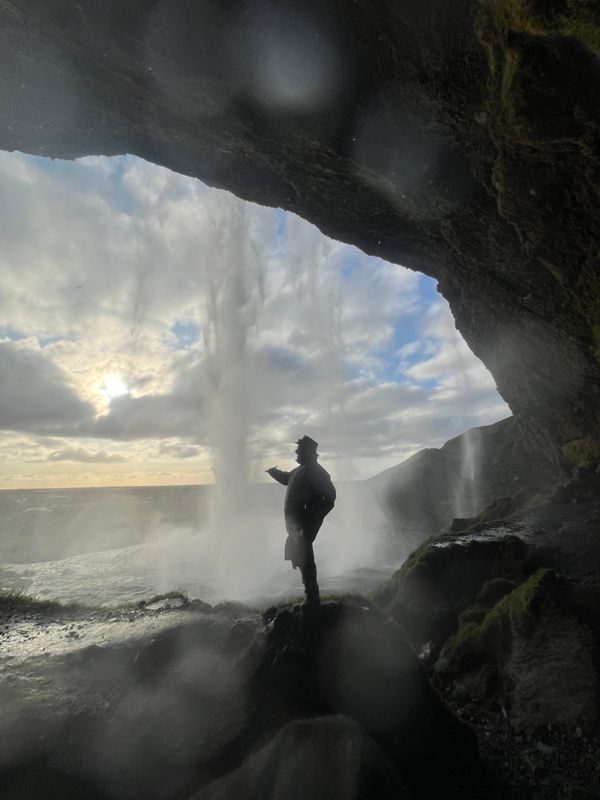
[191,715,413,800]
[0,597,501,799]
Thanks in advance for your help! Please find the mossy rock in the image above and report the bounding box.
[371,534,530,651]
[370,540,434,612]
[442,567,554,677]
[476,577,517,605]
[562,437,600,467]
[484,0,600,61]
[458,604,490,627]
[447,491,540,534]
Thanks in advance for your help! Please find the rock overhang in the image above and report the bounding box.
[2,0,599,472]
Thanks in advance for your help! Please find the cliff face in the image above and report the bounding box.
[369,416,558,544]
[2,0,599,469]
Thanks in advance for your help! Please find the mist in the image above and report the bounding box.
[0,150,509,610]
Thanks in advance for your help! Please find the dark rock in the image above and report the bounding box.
[261,606,278,625]
[548,465,600,506]
[190,715,414,800]
[188,599,214,614]
[372,531,530,651]
[213,600,252,617]
[373,512,600,737]
[270,609,297,637]
[228,602,499,799]
[224,619,257,656]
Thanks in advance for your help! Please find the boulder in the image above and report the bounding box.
[215,601,501,799]
[191,715,413,800]
[372,516,600,735]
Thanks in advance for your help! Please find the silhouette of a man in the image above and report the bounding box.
[266,436,336,606]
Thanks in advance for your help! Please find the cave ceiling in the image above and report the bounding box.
[2,0,599,469]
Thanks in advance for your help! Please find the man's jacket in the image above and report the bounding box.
[270,462,336,547]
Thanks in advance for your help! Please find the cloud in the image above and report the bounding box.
[81,393,204,441]
[0,151,509,482]
[0,340,95,433]
[48,447,127,463]
[158,442,202,459]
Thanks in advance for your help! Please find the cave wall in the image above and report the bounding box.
[2,0,599,470]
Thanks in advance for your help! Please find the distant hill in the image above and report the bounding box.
[367,416,557,546]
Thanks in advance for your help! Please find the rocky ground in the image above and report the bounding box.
[456,703,600,800]
[2,467,599,799]
[0,591,502,800]
[373,464,600,799]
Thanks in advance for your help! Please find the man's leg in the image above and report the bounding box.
[299,539,320,605]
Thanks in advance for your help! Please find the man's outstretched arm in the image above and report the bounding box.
[266,466,290,486]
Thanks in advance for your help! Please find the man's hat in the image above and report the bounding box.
[296,435,319,452]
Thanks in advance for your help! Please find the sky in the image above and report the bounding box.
[0,150,509,489]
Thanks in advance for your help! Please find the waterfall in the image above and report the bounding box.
[200,198,267,582]
[454,426,481,519]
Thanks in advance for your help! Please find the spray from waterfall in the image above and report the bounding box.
[200,198,265,557]
[283,213,350,476]
[454,425,481,518]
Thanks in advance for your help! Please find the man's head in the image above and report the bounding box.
[295,435,319,464]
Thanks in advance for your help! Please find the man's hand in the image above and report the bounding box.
[266,466,289,486]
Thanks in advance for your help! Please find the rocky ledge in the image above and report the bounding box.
[372,467,600,798]
[1,594,504,800]
[2,464,599,800]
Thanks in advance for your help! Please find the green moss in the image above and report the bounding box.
[477,0,600,145]
[562,437,600,466]
[557,10,600,61]
[448,490,539,535]
[458,604,489,626]
[370,540,434,612]
[490,0,541,36]
[477,576,517,605]
[485,0,600,60]
[445,621,484,671]
[321,592,373,607]
[444,567,552,674]
[500,46,522,116]
[396,540,434,577]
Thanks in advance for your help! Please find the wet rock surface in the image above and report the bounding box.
[0,599,251,799]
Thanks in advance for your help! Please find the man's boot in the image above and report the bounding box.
[302,565,320,607]
[303,588,320,608]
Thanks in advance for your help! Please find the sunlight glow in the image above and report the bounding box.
[100,374,128,399]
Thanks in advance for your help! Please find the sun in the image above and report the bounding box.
[100,373,129,399]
